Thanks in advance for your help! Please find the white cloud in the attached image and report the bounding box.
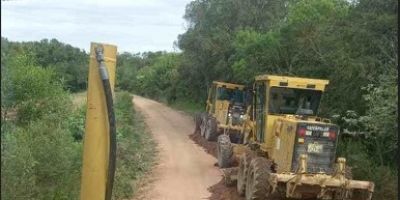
[1,0,191,53]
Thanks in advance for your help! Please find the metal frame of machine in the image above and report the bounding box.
[217,75,374,200]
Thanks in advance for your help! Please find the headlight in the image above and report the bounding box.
[240,114,247,120]
[228,113,232,117]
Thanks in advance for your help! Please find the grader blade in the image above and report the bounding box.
[271,173,374,200]
[271,155,375,200]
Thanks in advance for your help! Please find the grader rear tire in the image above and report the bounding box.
[217,134,232,168]
[245,157,279,200]
[205,117,217,141]
[237,150,254,196]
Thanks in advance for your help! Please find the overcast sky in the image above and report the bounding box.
[1,0,192,53]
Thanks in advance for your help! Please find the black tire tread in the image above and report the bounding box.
[217,134,232,168]
[205,117,217,141]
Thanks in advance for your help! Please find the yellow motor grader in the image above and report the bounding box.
[194,81,252,145]
[217,75,374,200]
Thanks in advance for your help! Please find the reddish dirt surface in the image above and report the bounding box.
[133,95,245,200]
[133,95,222,200]
[208,179,244,200]
[189,132,218,158]
[189,132,244,200]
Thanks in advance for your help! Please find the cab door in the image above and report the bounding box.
[254,82,266,142]
[206,84,217,114]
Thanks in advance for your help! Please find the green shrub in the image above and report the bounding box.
[2,54,72,125]
[1,52,83,200]
[1,120,82,200]
[1,126,37,199]
[337,138,398,200]
[66,105,87,141]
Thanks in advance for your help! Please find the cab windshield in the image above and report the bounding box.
[217,87,244,104]
[268,87,322,115]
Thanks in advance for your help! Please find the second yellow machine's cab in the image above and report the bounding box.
[195,81,252,143]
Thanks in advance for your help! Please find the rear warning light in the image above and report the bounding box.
[279,82,288,86]
[329,131,336,140]
[297,128,306,137]
[306,84,316,89]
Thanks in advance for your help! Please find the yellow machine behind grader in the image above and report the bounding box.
[194,81,253,167]
[213,75,375,200]
[194,81,251,139]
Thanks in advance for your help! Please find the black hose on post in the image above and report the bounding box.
[95,46,117,200]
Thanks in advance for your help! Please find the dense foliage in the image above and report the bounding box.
[1,53,83,199]
[1,38,89,92]
[1,43,155,199]
[1,0,397,199]
[115,0,397,199]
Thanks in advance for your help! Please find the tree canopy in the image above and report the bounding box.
[114,0,397,199]
[1,0,397,198]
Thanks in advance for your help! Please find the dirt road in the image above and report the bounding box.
[132,95,222,200]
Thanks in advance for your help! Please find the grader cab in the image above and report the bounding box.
[194,81,252,145]
[218,75,374,200]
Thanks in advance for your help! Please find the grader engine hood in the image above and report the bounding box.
[291,122,339,174]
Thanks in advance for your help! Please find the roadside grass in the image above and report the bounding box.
[72,91,87,108]
[113,92,156,199]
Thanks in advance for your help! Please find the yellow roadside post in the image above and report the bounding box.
[80,42,117,200]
